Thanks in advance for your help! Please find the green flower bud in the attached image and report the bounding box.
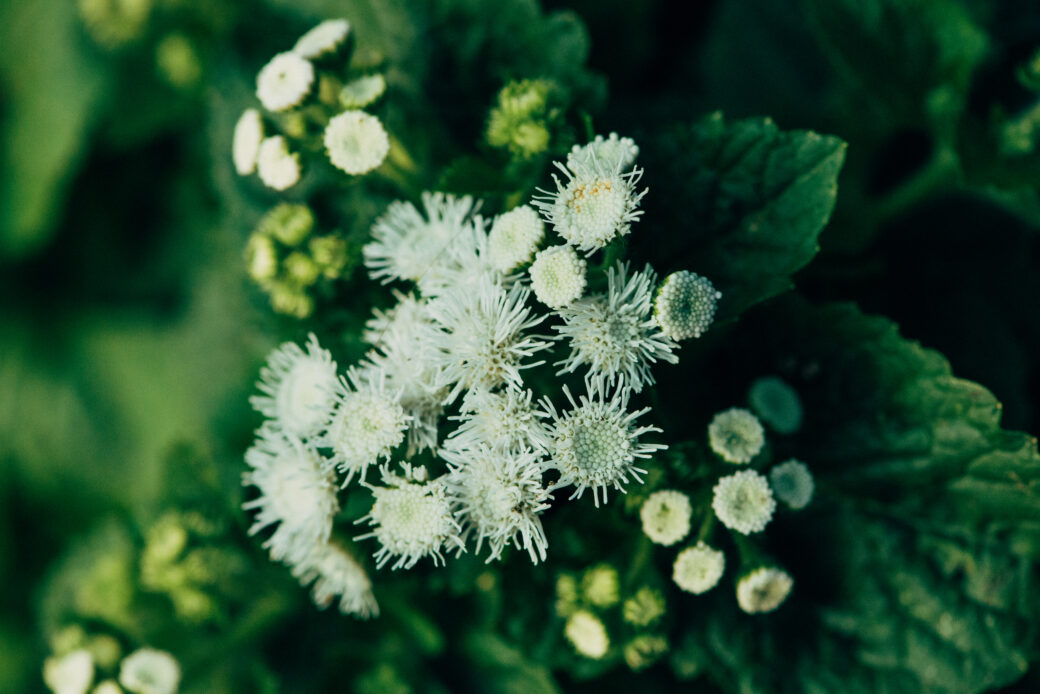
[623,634,668,671]
[257,204,315,247]
[622,586,666,627]
[581,564,619,608]
[284,252,321,287]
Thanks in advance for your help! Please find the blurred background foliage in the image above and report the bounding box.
[2,0,1040,692]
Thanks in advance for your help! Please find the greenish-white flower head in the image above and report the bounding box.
[542,380,666,507]
[534,158,646,254]
[358,464,463,570]
[92,681,123,694]
[769,459,814,510]
[324,110,390,175]
[565,610,609,659]
[748,376,803,434]
[529,244,586,309]
[622,586,666,627]
[653,270,722,340]
[78,0,151,49]
[640,490,692,546]
[117,648,180,694]
[488,205,544,272]
[581,564,620,607]
[43,649,94,694]
[736,567,793,614]
[245,233,278,283]
[446,388,551,454]
[232,108,264,175]
[293,18,351,59]
[339,74,387,109]
[672,542,725,594]
[257,203,314,247]
[708,407,765,464]
[257,136,301,191]
[250,334,338,439]
[291,541,378,618]
[712,470,776,535]
[623,634,668,671]
[567,132,639,172]
[256,51,314,112]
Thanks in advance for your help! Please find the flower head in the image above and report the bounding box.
[623,634,668,671]
[293,18,350,59]
[565,611,609,659]
[488,205,544,272]
[324,110,390,175]
[712,470,776,535]
[748,376,803,434]
[291,541,378,618]
[736,567,793,614]
[581,564,620,607]
[769,459,814,510]
[445,387,551,454]
[623,586,666,627]
[339,74,387,108]
[256,51,314,112]
[640,490,692,546]
[257,136,301,191]
[708,408,765,464]
[232,108,264,175]
[43,649,93,694]
[555,262,677,392]
[567,132,639,173]
[118,648,180,694]
[672,542,725,594]
[256,202,314,247]
[250,334,337,439]
[653,270,722,340]
[529,244,586,309]
[93,681,122,694]
[542,379,665,506]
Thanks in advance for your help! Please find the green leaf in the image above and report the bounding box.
[641,113,846,318]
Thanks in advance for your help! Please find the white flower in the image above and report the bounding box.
[529,244,586,309]
[232,108,264,175]
[244,426,339,564]
[707,408,765,464]
[363,290,428,347]
[426,274,551,404]
[291,541,379,618]
[748,376,803,434]
[542,379,665,507]
[357,463,463,569]
[565,610,609,659]
[639,490,692,546]
[118,648,180,694]
[445,387,551,454]
[257,136,301,191]
[672,542,725,594]
[339,74,386,109]
[442,445,552,563]
[736,567,793,614]
[324,110,390,175]
[567,132,639,172]
[44,649,94,694]
[653,270,722,340]
[555,262,677,392]
[250,334,338,439]
[533,158,646,254]
[92,681,123,694]
[413,219,504,299]
[293,18,350,59]
[712,470,776,535]
[317,367,408,484]
[488,205,544,272]
[256,51,314,112]
[769,459,814,510]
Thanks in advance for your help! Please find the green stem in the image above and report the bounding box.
[696,511,716,544]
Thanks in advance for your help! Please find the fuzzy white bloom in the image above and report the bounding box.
[712,470,776,535]
[565,610,609,659]
[442,445,552,563]
[737,567,793,614]
[414,219,504,299]
[117,649,180,694]
[357,463,463,569]
[534,158,646,254]
[488,205,544,272]
[529,244,586,309]
[317,367,408,484]
[232,108,264,176]
[291,541,378,618]
[244,426,338,564]
[250,334,338,439]
[257,136,301,191]
[769,459,814,510]
[639,490,692,546]
[92,681,122,694]
[555,262,677,392]
[324,110,390,175]
[708,408,765,464]
[44,649,94,694]
[542,379,665,507]
[426,275,551,404]
[293,18,350,59]
[363,291,428,347]
[339,74,386,109]
[445,388,552,454]
[567,132,639,172]
[653,270,722,340]
[748,376,803,434]
[256,51,314,112]
[672,542,725,594]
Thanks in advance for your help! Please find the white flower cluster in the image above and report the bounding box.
[232,18,389,191]
[44,646,180,694]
